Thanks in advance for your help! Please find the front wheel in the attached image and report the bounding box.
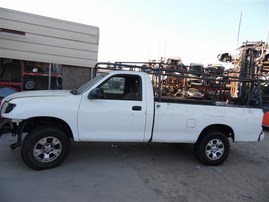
[195,131,230,166]
[21,126,70,170]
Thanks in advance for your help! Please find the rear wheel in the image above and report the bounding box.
[21,126,70,170]
[195,131,230,166]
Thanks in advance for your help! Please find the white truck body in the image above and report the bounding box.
[153,102,262,142]
[2,70,263,142]
[0,68,264,169]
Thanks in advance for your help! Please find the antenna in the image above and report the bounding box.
[148,43,151,61]
[235,12,243,68]
[237,12,243,49]
[265,29,269,50]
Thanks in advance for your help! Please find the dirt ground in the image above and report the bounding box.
[0,132,268,202]
[111,132,269,202]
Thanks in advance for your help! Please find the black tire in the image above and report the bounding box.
[195,131,230,166]
[21,126,70,170]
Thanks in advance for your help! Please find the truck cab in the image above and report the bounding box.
[77,71,154,142]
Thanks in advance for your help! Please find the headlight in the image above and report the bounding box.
[1,101,16,114]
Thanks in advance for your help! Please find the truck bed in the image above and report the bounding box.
[155,96,260,108]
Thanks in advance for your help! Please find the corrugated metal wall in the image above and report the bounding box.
[0,7,99,67]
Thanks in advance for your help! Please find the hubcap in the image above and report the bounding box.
[205,139,224,160]
[33,137,62,163]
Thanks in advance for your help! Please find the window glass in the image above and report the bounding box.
[99,75,142,101]
[76,73,108,94]
[102,76,125,95]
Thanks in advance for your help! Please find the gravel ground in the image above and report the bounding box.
[0,132,268,202]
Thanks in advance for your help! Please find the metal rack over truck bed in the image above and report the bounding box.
[94,62,263,108]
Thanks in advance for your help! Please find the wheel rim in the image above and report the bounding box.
[205,139,224,160]
[33,136,62,163]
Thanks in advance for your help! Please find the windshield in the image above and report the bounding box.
[72,73,108,94]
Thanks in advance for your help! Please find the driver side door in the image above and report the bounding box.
[77,74,147,142]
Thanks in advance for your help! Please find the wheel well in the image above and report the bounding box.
[197,124,234,143]
[23,117,74,139]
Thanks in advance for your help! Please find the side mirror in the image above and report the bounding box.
[88,88,104,99]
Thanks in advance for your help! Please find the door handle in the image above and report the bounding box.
[132,106,142,111]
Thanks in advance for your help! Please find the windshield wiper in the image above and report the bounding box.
[70,89,78,95]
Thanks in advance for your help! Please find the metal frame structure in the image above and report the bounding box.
[94,62,263,108]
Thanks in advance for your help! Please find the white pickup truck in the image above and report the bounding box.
[0,62,264,170]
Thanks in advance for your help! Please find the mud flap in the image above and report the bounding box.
[0,118,12,137]
[10,121,24,150]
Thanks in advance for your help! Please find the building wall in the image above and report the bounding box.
[0,8,99,91]
[0,7,99,67]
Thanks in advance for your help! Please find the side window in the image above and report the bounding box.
[101,76,125,99]
[123,76,142,101]
[98,75,142,101]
